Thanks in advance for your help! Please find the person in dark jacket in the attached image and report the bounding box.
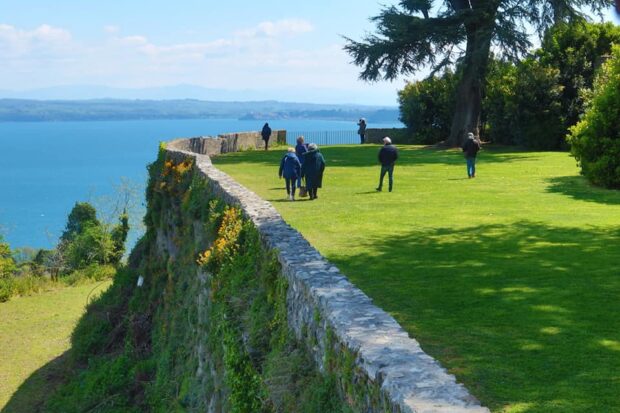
[376,137,398,192]
[301,143,325,200]
[295,136,308,188]
[279,148,302,201]
[261,122,272,151]
[357,118,367,144]
[462,132,481,178]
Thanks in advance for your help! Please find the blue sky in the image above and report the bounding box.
[1,1,619,105]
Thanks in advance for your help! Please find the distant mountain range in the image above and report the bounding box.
[0,84,400,106]
[0,98,400,123]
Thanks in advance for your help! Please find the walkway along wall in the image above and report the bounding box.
[165,134,489,413]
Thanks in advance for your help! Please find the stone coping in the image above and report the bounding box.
[166,137,489,413]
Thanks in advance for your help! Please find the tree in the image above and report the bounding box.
[61,202,100,243]
[59,201,130,271]
[567,45,620,188]
[0,236,16,279]
[537,21,620,131]
[484,57,565,148]
[398,70,458,143]
[344,0,612,146]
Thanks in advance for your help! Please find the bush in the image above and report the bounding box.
[398,70,458,144]
[0,277,15,302]
[567,45,620,188]
[484,57,565,149]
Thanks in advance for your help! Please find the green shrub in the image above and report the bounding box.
[567,45,620,188]
[398,70,457,144]
[0,277,15,302]
[12,275,54,296]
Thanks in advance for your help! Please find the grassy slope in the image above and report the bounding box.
[214,145,620,413]
[0,282,110,413]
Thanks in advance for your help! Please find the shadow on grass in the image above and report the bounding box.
[213,145,542,169]
[546,176,620,205]
[328,221,620,413]
[1,352,70,413]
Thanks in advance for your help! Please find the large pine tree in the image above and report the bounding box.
[344,0,612,146]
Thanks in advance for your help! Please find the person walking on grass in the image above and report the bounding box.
[261,122,272,151]
[357,118,367,144]
[301,143,325,200]
[462,132,481,178]
[376,137,398,192]
[279,148,301,201]
[295,136,308,189]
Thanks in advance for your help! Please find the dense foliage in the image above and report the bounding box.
[0,202,127,302]
[43,149,355,412]
[484,57,565,149]
[59,202,129,270]
[398,70,458,144]
[345,0,612,146]
[567,45,620,188]
[396,21,620,149]
[538,21,620,130]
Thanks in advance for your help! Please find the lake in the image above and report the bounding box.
[0,118,401,249]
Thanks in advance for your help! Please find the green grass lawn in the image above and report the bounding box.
[213,145,620,413]
[0,281,110,413]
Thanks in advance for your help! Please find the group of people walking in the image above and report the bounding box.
[276,126,481,201]
[279,136,325,200]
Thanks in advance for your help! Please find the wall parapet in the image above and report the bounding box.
[166,135,489,413]
[170,129,286,156]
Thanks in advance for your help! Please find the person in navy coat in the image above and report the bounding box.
[279,148,302,201]
[301,143,325,200]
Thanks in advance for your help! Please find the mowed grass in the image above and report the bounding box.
[214,145,620,413]
[0,281,110,413]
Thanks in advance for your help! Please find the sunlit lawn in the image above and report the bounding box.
[214,145,620,413]
[0,281,110,413]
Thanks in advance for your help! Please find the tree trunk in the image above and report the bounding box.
[446,10,495,147]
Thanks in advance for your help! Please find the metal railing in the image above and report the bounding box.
[286,130,360,146]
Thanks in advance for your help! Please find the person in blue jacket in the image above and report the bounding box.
[279,148,302,201]
[295,136,308,188]
[301,143,325,200]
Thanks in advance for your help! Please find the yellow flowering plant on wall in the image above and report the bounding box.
[158,157,194,194]
[197,206,243,271]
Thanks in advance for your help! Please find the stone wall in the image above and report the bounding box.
[366,127,411,144]
[166,135,489,413]
[172,129,286,156]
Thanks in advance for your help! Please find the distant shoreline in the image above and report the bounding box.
[0,98,400,123]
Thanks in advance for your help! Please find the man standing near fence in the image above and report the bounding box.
[357,118,367,144]
[376,137,398,192]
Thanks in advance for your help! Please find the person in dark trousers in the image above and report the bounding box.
[279,148,302,201]
[462,132,481,178]
[295,136,308,188]
[261,122,272,151]
[301,143,325,200]
[357,118,367,144]
[376,137,398,192]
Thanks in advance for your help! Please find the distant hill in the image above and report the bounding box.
[0,99,399,123]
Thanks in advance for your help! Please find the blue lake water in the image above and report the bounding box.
[0,118,401,249]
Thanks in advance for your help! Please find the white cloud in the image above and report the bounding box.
[103,25,119,34]
[0,19,403,104]
[0,24,73,57]
[236,18,314,38]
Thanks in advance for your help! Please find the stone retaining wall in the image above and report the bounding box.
[166,134,489,413]
[171,129,286,156]
[365,127,411,144]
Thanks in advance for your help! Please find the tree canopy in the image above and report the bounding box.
[344,0,612,146]
[567,45,620,188]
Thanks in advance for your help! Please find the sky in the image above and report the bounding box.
[1,1,619,105]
